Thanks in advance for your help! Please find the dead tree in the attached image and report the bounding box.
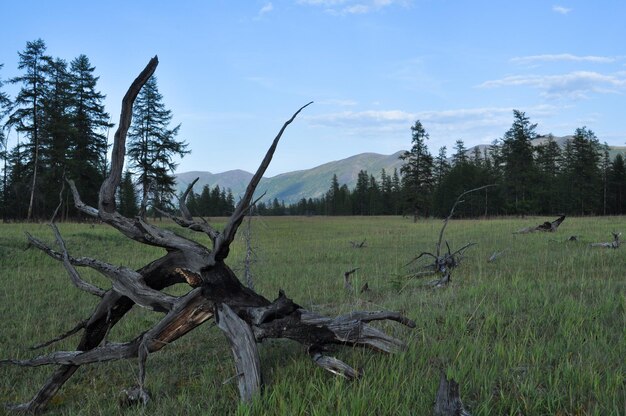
[513,215,566,234]
[433,372,471,416]
[349,239,367,248]
[590,232,621,249]
[1,57,415,413]
[343,268,359,291]
[407,185,493,287]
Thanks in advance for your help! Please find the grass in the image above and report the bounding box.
[0,216,624,415]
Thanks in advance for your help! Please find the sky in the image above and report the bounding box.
[1,0,625,177]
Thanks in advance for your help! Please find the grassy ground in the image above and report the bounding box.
[0,216,624,415]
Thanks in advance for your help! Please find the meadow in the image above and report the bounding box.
[0,216,624,415]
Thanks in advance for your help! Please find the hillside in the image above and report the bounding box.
[175,136,626,204]
[175,151,405,204]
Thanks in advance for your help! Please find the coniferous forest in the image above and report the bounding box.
[1,40,625,221]
[267,113,624,218]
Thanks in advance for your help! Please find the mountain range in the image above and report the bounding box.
[175,136,626,205]
[175,151,405,205]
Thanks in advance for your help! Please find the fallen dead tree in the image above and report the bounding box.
[1,57,415,413]
[407,185,493,287]
[513,215,565,234]
[590,232,621,249]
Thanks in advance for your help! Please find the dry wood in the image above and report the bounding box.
[590,232,621,249]
[2,58,414,413]
[514,215,566,234]
[350,239,367,248]
[433,372,471,416]
[343,268,359,291]
[406,186,491,287]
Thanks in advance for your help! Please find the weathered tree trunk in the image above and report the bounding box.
[514,215,566,234]
[433,372,471,416]
[2,57,414,414]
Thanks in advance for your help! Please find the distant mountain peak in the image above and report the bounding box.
[175,151,405,204]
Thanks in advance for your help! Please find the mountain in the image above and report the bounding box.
[175,151,405,204]
[175,136,626,205]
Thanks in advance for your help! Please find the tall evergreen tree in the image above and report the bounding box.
[534,135,562,214]
[0,63,12,221]
[608,153,626,214]
[118,170,138,217]
[433,146,450,186]
[562,127,601,215]
[67,54,111,208]
[8,39,51,220]
[400,120,434,221]
[127,75,189,216]
[501,110,537,215]
[452,139,468,166]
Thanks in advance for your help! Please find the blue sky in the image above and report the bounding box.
[1,0,625,177]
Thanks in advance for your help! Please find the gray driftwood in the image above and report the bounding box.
[433,372,471,416]
[590,232,621,249]
[407,186,492,287]
[514,215,566,234]
[1,58,415,414]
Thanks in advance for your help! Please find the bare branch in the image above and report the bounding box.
[25,230,106,297]
[49,223,106,297]
[211,102,313,262]
[176,176,200,223]
[100,56,159,214]
[436,184,495,258]
[67,179,98,218]
[30,320,87,350]
[309,347,361,380]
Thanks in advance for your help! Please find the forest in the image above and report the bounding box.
[1,40,625,222]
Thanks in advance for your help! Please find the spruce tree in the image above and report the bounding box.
[0,64,11,221]
[534,135,562,214]
[452,139,468,166]
[8,39,51,220]
[118,170,138,217]
[501,110,537,215]
[608,153,626,214]
[400,120,434,221]
[562,127,601,215]
[127,75,189,216]
[67,54,111,208]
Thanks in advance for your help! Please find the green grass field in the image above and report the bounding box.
[0,216,624,415]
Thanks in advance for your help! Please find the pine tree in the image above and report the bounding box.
[8,39,51,220]
[127,75,189,217]
[452,139,468,166]
[562,127,601,215]
[118,170,138,217]
[37,57,73,218]
[400,120,434,221]
[501,110,537,215]
[433,146,450,186]
[353,170,369,215]
[608,153,626,214]
[0,63,12,221]
[534,135,562,214]
[67,54,111,208]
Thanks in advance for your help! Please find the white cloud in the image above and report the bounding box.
[552,5,572,14]
[479,71,626,99]
[511,54,615,65]
[297,0,408,15]
[258,2,274,15]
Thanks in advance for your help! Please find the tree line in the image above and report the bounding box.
[0,39,187,221]
[262,110,626,218]
[2,40,624,221]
